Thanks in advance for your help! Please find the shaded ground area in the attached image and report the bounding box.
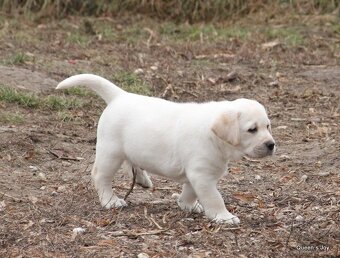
[0,13,339,257]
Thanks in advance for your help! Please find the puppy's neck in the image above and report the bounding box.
[213,137,243,162]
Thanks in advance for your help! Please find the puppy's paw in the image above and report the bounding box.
[213,213,240,225]
[136,172,153,188]
[101,197,127,209]
[173,193,204,213]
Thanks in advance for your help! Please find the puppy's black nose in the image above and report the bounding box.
[265,141,275,151]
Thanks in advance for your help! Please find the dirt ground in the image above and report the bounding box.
[0,13,339,257]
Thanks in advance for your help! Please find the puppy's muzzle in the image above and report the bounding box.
[265,140,275,152]
[251,140,276,158]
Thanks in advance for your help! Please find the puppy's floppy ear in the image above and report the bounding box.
[211,111,240,146]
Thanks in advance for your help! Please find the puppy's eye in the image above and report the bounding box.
[248,127,257,133]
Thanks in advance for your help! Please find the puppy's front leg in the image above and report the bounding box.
[188,173,240,224]
[176,183,203,213]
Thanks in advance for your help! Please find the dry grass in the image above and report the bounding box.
[0,0,339,21]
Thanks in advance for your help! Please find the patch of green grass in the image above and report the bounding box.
[264,27,304,46]
[160,23,249,42]
[0,111,24,124]
[112,72,151,96]
[57,111,78,122]
[95,21,117,40]
[118,25,149,44]
[44,96,82,110]
[64,87,95,97]
[66,31,91,46]
[5,52,31,65]
[0,87,39,107]
[331,23,340,34]
[0,86,89,110]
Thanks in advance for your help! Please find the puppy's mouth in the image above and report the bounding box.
[246,146,275,159]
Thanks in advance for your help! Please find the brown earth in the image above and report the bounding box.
[0,14,339,257]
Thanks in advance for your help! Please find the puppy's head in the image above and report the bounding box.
[211,99,275,159]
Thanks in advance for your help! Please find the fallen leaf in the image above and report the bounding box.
[233,192,257,202]
[262,40,280,50]
[24,220,34,230]
[258,199,265,208]
[29,196,38,204]
[230,167,242,173]
[97,239,117,247]
[95,219,111,227]
[279,175,294,183]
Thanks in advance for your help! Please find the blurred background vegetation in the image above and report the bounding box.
[0,0,338,22]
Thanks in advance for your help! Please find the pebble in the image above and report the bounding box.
[295,215,304,222]
[29,165,38,172]
[73,227,86,234]
[300,175,308,181]
[255,175,261,180]
[137,253,149,258]
[269,80,279,86]
[38,172,46,180]
[0,200,6,212]
[134,68,144,75]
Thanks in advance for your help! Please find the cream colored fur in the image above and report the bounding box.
[57,74,275,224]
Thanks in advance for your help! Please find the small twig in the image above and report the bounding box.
[48,149,81,161]
[285,222,295,247]
[0,191,22,202]
[149,216,163,230]
[108,229,169,237]
[124,167,136,200]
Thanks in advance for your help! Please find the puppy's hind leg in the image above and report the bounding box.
[124,162,153,188]
[91,152,126,209]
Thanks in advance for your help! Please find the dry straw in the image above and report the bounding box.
[0,0,338,21]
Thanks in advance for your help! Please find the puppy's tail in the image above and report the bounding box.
[56,74,124,104]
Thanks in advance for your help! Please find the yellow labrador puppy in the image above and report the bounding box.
[57,74,275,224]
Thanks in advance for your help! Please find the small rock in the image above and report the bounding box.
[295,215,304,222]
[300,175,308,181]
[71,227,86,241]
[150,65,158,71]
[269,80,279,86]
[279,154,291,161]
[62,161,72,167]
[318,171,330,176]
[51,191,58,196]
[73,227,86,234]
[134,68,144,75]
[171,193,180,199]
[137,253,149,258]
[276,125,287,130]
[276,72,283,78]
[29,165,38,172]
[226,71,237,81]
[38,172,46,181]
[29,196,38,204]
[57,185,67,192]
[0,200,6,212]
[255,175,261,180]
[40,186,46,190]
